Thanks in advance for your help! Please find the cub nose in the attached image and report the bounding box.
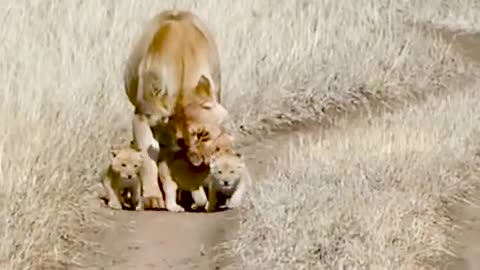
[223,181,229,186]
[128,175,132,179]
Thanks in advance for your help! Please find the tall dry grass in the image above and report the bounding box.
[1,0,480,269]
[226,83,480,270]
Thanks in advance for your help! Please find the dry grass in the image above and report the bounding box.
[2,0,480,269]
[226,84,480,269]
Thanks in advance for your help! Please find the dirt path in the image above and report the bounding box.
[82,26,480,270]
[83,131,294,270]
[436,29,480,270]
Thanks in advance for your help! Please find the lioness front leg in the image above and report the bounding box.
[206,185,218,213]
[158,160,184,212]
[190,186,208,211]
[132,113,164,209]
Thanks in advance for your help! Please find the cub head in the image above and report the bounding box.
[209,151,245,192]
[186,125,234,167]
[136,71,175,127]
[110,147,144,181]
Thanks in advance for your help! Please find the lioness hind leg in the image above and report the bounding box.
[190,186,208,211]
[206,186,218,213]
[133,186,144,211]
[158,160,184,212]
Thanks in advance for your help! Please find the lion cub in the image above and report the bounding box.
[101,146,145,211]
[205,150,251,213]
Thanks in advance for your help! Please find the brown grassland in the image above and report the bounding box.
[2,0,480,269]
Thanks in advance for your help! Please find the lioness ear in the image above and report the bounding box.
[195,75,213,98]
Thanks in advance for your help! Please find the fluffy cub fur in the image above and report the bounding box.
[101,147,145,211]
[205,150,252,213]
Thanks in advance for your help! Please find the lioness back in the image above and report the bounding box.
[124,9,222,122]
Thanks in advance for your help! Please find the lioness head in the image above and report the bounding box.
[209,151,244,193]
[136,71,175,127]
[110,147,144,180]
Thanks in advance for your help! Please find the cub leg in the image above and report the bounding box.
[226,180,246,209]
[102,174,122,210]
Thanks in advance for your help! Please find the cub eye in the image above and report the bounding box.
[144,114,151,118]
[121,163,126,167]
[215,147,220,152]
[230,170,235,174]
[134,164,138,168]
[218,171,223,174]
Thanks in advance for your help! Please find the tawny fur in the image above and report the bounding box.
[206,151,252,213]
[123,9,228,212]
[101,147,145,211]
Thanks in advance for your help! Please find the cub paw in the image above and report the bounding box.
[107,200,122,210]
[225,198,242,209]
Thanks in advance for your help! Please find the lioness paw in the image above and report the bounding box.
[166,202,185,212]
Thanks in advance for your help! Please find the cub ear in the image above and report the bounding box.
[110,149,119,159]
[235,152,243,159]
[209,162,216,171]
[195,75,213,98]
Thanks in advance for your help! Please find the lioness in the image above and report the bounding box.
[123,9,227,212]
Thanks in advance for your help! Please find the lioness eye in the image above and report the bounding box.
[134,164,138,168]
[122,163,126,167]
[218,171,223,174]
[215,147,220,151]
[230,170,235,174]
